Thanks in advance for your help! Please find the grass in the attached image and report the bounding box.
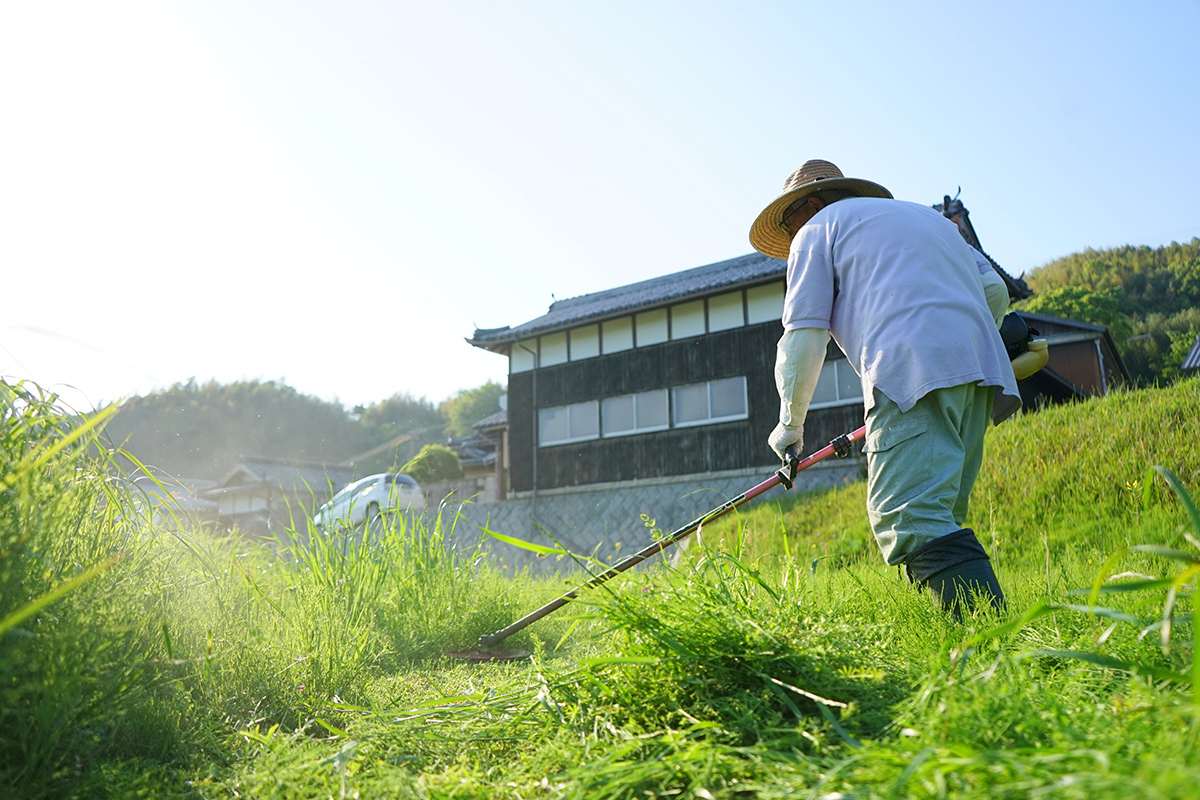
[2,375,1199,798]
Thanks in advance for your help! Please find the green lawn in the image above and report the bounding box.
[3,376,1199,798]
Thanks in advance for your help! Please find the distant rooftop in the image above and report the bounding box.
[206,454,357,496]
[471,409,508,430]
[1183,333,1200,372]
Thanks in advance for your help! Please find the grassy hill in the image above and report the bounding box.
[737,376,1200,562]
[3,377,1199,798]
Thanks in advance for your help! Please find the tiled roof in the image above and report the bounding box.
[1183,333,1200,372]
[933,195,1032,300]
[472,410,508,429]
[207,455,357,496]
[470,251,785,347]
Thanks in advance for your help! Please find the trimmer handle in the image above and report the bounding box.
[776,444,800,489]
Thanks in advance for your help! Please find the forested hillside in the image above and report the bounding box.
[102,379,503,480]
[1016,237,1200,385]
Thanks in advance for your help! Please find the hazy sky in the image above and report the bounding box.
[3,1,1198,412]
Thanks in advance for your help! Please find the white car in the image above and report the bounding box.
[313,473,424,529]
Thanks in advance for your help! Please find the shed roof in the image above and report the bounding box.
[1018,311,1132,384]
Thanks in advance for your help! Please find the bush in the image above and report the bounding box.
[404,443,462,484]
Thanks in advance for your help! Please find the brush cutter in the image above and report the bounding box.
[448,425,867,661]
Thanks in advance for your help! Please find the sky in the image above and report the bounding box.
[3,1,1198,413]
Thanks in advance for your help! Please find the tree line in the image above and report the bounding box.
[102,378,504,481]
[1014,237,1200,385]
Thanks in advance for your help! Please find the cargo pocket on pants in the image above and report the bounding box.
[864,413,935,564]
[863,415,929,456]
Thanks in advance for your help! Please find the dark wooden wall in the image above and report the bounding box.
[507,322,866,492]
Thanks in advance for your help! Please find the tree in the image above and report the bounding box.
[1016,286,1133,344]
[404,443,462,484]
[102,379,371,479]
[1027,239,1200,316]
[440,381,505,438]
[351,392,444,469]
[1163,324,1200,384]
[1020,240,1200,386]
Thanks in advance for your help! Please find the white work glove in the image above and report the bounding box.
[769,422,803,462]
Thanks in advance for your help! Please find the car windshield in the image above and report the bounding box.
[331,476,374,501]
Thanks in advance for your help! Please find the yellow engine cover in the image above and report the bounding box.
[1012,339,1049,381]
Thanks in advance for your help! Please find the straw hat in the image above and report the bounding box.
[749,160,892,259]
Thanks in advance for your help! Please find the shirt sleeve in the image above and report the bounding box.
[976,258,1009,328]
[781,222,836,332]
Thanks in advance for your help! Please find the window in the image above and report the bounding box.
[746,282,785,324]
[635,308,668,346]
[809,359,863,409]
[538,401,599,446]
[387,474,419,488]
[707,291,745,332]
[601,317,633,354]
[539,378,748,447]
[540,331,568,366]
[670,299,706,339]
[602,389,669,437]
[672,377,748,427]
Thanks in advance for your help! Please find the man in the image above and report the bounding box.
[749,159,1019,617]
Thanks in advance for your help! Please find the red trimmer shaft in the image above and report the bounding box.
[476,426,867,650]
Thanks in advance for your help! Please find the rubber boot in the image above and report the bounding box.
[901,529,1005,620]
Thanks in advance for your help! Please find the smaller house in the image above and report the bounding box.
[133,474,219,530]
[201,455,356,534]
[467,408,509,500]
[1015,312,1130,405]
[424,413,509,509]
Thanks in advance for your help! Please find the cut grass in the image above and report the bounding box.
[2,376,1199,798]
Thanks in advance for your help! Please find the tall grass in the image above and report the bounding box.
[0,379,581,798]
[4,376,1199,798]
[0,381,185,792]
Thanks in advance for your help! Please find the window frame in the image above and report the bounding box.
[807,358,864,410]
[537,400,600,447]
[671,376,750,429]
[601,388,671,439]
